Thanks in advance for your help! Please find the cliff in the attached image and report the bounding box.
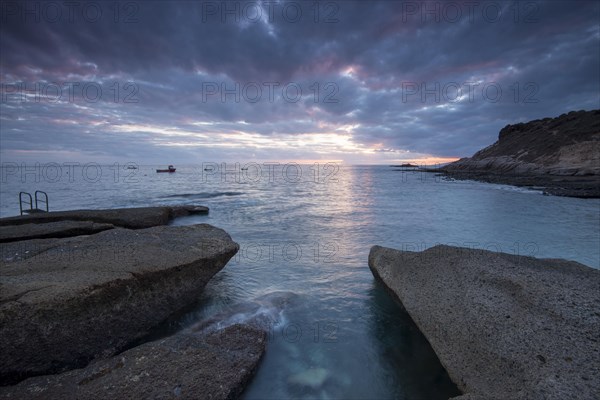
[442,109,600,197]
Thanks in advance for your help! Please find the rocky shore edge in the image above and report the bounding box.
[424,109,600,198]
[368,245,600,400]
[0,206,265,399]
[428,169,600,198]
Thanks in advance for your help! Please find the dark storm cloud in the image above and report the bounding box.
[1,0,598,163]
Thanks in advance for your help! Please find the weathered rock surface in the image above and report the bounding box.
[438,109,600,197]
[0,324,266,400]
[0,221,114,243]
[0,205,209,229]
[0,224,238,384]
[368,245,600,400]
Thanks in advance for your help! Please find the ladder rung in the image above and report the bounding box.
[19,191,49,215]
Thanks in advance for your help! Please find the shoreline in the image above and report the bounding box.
[418,168,600,198]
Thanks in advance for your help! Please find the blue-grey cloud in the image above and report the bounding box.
[1,0,598,163]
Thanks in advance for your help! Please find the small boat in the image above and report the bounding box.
[126,165,138,169]
[204,167,214,171]
[157,165,176,173]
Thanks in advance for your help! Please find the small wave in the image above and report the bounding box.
[202,305,287,332]
[188,291,297,334]
[161,191,244,199]
[492,184,544,195]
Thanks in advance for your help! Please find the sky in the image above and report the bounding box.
[1,0,599,165]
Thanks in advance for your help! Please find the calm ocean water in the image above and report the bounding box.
[1,164,599,399]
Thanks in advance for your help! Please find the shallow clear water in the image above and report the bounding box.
[1,164,599,399]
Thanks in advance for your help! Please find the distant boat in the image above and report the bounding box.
[204,166,214,171]
[126,165,138,169]
[157,165,176,173]
[241,167,248,170]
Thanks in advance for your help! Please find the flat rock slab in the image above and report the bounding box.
[0,224,238,384]
[0,324,265,400]
[0,205,209,229]
[368,245,600,400]
[0,221,115,243]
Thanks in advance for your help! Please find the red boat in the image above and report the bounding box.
[156,165,176,173]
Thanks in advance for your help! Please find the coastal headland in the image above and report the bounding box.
[427,109,600,198]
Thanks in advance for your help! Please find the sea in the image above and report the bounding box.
[1,163,599,399]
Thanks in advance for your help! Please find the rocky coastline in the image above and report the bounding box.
[431,109,600,198]
[3,205,599,399]
[0,206,265,399]
[369,245,600,400]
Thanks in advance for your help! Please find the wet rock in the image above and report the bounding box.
[368,245,600,400]
[0,324,265,400]
[0,224,238,384]
[0,205,208,229]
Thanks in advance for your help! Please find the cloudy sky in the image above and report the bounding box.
[1,0,598,164]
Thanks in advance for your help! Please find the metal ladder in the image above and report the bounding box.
[19,191,49,215]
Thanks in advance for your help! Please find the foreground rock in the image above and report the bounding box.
[369,245,600,400]
[0,224,238,384]
[0,324,265,400]
[0,205,209,229]
[437,109,600,198]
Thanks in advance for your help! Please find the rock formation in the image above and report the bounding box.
[0,205,208,229]
[440,109,600,197]
[0,206,241,389]
[368,245,600,400]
